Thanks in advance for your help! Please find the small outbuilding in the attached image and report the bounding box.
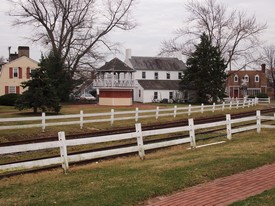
[93,58,136,106]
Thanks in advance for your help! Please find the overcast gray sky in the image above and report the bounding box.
[0,0,274,62]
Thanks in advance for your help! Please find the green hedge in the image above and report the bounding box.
[256,93,268,98]
[0,94,20,106]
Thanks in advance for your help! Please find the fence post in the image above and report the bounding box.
[173,105,177,118]
[58,131,69,173]
[256,110,261,134]
[236,101,239,109]
[156,106,159,120]
[226,114,232,140]
[80,110,84,129]
[111,109,114,125]
[188,118,196,149]
[229,101,232,110]
[201,103,204,113]
[255,97,259,104]
[212,103,215,113]
[42,112,46,132]
[222,102,225,111]
[135,108,139,122]
[242,100,245,108]
[188,104,191,116]
[268,97,271,104]
[135,123,145,160]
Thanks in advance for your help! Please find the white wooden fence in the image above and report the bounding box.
[224,97,270,104]
[0,99,259,132]
[1,110,274,174]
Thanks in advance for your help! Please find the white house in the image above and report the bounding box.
[125,49,186,103]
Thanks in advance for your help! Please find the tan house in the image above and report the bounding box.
[0,46,38,96]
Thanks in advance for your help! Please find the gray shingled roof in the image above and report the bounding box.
[138,80,181,90]
[98,58,135,72]
[129,56,186,71]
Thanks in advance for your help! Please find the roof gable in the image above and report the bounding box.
[98,58,135,72]
[4,56,38,67]
[129,56,186,71]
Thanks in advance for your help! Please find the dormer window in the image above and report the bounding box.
[178,72,182,79]
[234,75,238,82]
[255,75,260,82]
[244,74,249,82]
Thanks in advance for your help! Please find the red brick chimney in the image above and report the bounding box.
[18,46,30,58]
[261,64,266,73]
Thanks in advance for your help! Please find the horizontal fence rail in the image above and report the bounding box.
[0,98,263,132]
[1,110,274,174]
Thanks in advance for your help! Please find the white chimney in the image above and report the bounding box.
[176,51,182,61]
[125,49,132,60]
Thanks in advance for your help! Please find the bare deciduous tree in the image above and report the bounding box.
[0,56,6,65]
[160,0,266,70]
[8,0,136,77]
[263,45,275,98]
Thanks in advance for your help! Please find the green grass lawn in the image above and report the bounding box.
[231,188,275,206]
[1,130,275,206]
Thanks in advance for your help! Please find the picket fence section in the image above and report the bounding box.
[224,97,270,104]
[0,98,260,131]
[1,110,273,174]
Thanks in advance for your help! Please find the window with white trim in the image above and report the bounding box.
[9,86,16,94]
[154,72,158,80]
[169,92,173,99]
[178,72,182,79]
[30,69,36,76]
[247,89,261,96]
[142,72,146,79]
[255,75,260,82]
[13,68,18,78]
[234,75,238,82]
[244,74,249,82]
[154,92,158,99]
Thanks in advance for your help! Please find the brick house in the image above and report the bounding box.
[226,64,273,98]
[0,46,39,96]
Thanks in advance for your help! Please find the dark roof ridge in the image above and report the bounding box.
[97,57,135,72]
